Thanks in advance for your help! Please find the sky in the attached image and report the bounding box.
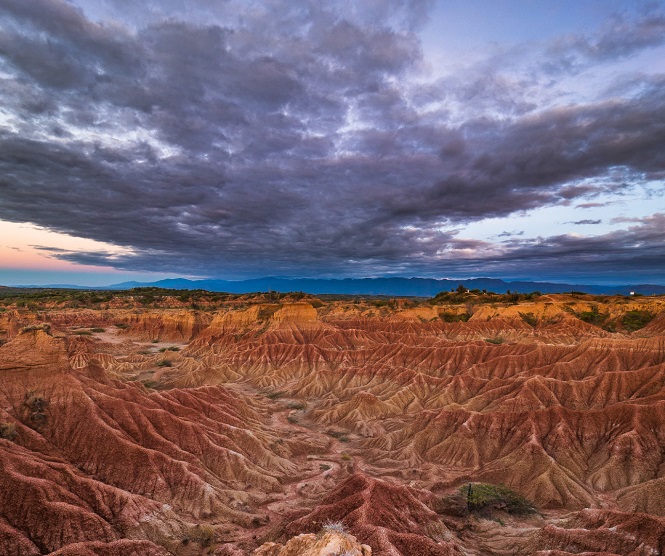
[0,0,664,286]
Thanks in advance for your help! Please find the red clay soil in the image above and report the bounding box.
[0,295,664,555]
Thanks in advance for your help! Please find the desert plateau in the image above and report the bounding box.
[0,288,663,556]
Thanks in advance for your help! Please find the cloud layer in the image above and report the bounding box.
[0,0,664,281]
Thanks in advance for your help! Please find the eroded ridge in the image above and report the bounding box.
[0,291,663,555]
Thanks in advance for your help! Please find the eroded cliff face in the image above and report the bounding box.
[0,294,663,556]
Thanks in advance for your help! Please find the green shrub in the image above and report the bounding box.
[157,360,172,367]
[90,328,105,333]
[485,337,505,345]
[439,311,470,322]
[461,483,536,516]
[519,312,538,327]
[578,305,608,326]
[622,310,656,332]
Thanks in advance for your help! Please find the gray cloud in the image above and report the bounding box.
[0,1,663,281]
[571,220,602,225]
[544,10,665,74]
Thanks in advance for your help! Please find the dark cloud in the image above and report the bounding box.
[571,220,602,225]
[0,1,663,281]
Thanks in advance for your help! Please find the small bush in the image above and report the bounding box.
[319,520,348,536]
[189,524,215,547]
[0,421,17,441]
[485,337,504,345]
[157,360,172,367]
[577,305,609,327]
[622,310,656,332]
[320,463,331,471]
[519,312,538,327]
[439,311,470,322]
[90,328,105,333]
[461,483,536,516]
[168,346,180,351]
[287,402,306,410]
[151,339,159,343]
[20,324,51,334]
[341,453,351,461]
[286,415,298,424]
[73,330,92,336]
[265,391,283,400]
[23,392,48,430]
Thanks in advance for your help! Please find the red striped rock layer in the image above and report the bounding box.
[179,313,665,513]
[0,330,318,555]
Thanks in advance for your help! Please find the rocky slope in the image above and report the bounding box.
[0,293,663,555]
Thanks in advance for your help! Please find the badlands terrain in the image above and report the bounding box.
[0,287,664,556]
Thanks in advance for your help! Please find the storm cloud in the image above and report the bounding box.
[0,0,664,281]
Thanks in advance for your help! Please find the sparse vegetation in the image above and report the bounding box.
[485,337,505,345]
[432,289,542,306]
[90,328,105,333]
[0,421,17,441]
[519,312,538,327]
[189,524,215,547]
[257,305,280,321]
[23,392,48,430]
[439,311,471,322]
[156,360,172,367]
[437,483,537,518]
[578,305,609,327]
[319,520,348,537]
[287,401,306,410]
[622,310,656,332]
[20,324,51,334]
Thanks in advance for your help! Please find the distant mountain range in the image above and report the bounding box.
[11,277,665,296]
